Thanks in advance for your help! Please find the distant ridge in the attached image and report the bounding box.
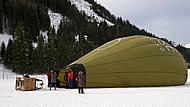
[184,43,190,49]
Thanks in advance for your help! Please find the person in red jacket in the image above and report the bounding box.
[46,71,51,87]
[68,70,73,88]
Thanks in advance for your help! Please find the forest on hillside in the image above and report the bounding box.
[0,0,189,74]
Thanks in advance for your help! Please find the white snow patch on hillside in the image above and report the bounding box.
[0,34,12,46]
[69,0,114,26]
[184,43,190,49]
[48,9,63,34]
[39,30,48,40]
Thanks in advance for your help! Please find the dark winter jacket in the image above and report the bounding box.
[51,72,57,83]
[78,73,85,88]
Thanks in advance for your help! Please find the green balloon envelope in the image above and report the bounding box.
[71,35,188,87]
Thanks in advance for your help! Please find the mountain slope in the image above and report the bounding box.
[0,0,189,73]
[0,0,152,39]
[185,43,190,49]
[69,0,114,25]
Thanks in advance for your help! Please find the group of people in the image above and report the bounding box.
[46,70,85,94]
[46,71,57,90]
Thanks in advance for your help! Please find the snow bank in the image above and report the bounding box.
[0,65,190,107]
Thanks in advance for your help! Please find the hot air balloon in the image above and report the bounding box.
[58,35,187,88]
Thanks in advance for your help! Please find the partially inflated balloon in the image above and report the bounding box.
[69,35,187,87]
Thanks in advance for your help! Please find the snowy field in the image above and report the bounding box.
[0,64,190,107]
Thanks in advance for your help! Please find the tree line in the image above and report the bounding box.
[0,24,96,74]
[0,0,189,74]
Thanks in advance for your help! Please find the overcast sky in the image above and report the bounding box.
[96,0,190,45]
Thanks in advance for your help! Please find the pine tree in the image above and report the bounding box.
[47,27,57,71]
[57,33,71,68]
[31,48,38,73]
[44,42,49,71]
[12,24,32,74]
[36,34,46,73]
[0,42,6,61]
[22,37,33,74]
[12,25,23,73]
[4,39,13,69]
[0,42,6,66]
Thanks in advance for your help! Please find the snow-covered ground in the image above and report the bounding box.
[0,64,190,107]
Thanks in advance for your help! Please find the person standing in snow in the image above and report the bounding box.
[77,71,85,94]
[68,70,73,88]
[46,71,51,87]
[64,72,69,88]
[50,71,57,90]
